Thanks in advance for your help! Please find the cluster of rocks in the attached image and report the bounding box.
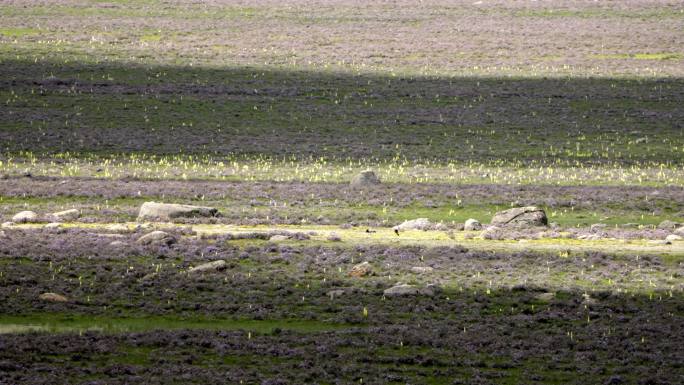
[3,209,81,227]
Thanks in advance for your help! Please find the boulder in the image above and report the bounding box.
[137,202,218,222]
[349,261,372,277]
[12,211,39,223]
[50,209,80,222]
[464,218,482,231]
[188,260,227,274]
[383,284,436,297]
[657,220,680,230]
[393,218,432,231]
[39,292,68,303]
[491,206,547,227]
[136,230,176,246]
[350,170,380,188]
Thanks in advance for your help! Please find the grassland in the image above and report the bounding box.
[1,0,683,384]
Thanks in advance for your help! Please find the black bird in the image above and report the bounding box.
[394,229,400,236]
[365,229,377,233]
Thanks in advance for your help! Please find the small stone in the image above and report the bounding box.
[136,230,176,246]
[536,292,555,302]
[590,223,607,231]
[327,232,342,242]
[188,260,227,274]
[648,239,671,245]
[105,224,130,232]
[39,292,68,303]
[43,223,64,233]
[464,218,482,231]
[581,293,597,305]
[50,209,80,222]
[1,222,14,228]
[12,211,39,223]
[410,266,434,274]
[108,240,126,247]
[350,170,381,188]
[383,284,436,297]
[349,261,372,277]
[269,235,290,242]
[674,227,684,236]
[665,234,682,242]
[327,289,347,299]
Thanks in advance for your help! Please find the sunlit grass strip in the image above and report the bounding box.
[2,152,684,186]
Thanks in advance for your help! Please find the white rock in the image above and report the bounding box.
[393,218,432,231]
[410,266,434,274]
[665,234,682,242]
[188,260,227,274]
[12,211,39,223]
[137,202,218,222]
[50,209,80,222]
[464,218,482,231]
[269,235,290,241]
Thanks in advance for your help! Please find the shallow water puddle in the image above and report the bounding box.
[0,315,349,335]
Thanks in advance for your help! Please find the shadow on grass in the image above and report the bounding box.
[1,58,683,165]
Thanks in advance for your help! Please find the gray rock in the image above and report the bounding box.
[1,222,15,228]
[137,202,218,222]
[383,284,436,297]
[350,170,381,188]
[269,235,290,241]
[393,218,432,231]
[410,266,434,274]
[657,220,680,230]
[536,292,555,302]
[674,227,684,236]
[108,240,127,247]
[479,226,502,239]
[12,211,39,223]
[39,292,68,302]
[136,230,176,246]
[188,260,227,274]
[464,218,482,231]
[491,206,548,227]
[591,223,607,231]
[50,209,80,222]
